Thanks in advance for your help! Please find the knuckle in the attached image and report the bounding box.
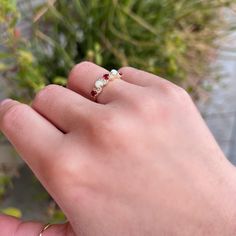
[159,81,177,94]
[174,85,189,97]
[93,111,125,138]
[137,94,159,116]
[1,103,30,131]
[173,86,192,105]
[161,81,190,101]
[98,112,117,130]
[158,83,193,117]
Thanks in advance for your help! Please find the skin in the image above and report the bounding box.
[0,62,236,235]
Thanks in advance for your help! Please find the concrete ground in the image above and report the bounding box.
[200,10,236,164]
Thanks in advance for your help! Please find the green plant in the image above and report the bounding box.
[0,175,12,199]
[0,0,234,101]
[0,0,45,102]
[1,207,22,218]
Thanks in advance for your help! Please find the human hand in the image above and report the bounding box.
[1,62,236,236]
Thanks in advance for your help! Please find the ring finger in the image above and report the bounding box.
[67,61,141,104]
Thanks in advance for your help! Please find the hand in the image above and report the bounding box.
[1,62,236,236]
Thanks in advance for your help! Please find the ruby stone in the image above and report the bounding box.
[91,90,97,97]
[103,74,109,80]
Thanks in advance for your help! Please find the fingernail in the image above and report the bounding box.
[0,99,13,106]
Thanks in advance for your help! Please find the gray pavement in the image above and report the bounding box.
[199,11,236,164]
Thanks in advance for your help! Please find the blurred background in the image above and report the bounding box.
[0,0,236,223]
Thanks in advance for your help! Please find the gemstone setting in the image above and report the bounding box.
[95,79,106,89]
[111,69,118,75]
[103,74,109,80]
[91,90,97,97]
[91,69,122,100]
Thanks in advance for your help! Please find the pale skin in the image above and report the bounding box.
[0,62,236,236]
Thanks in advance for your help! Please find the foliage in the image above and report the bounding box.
[47,203,67,223]
[1,207,22,218]
[0,0,45,102]
[0,175,12,199]
[0,0,234,101]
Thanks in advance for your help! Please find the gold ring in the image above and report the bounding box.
[39,223,52,236]
[91,69,122,101]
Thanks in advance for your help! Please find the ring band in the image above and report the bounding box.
[91,69,122,101]
[39,223,52,236]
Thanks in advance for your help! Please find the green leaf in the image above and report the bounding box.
[53,77,67,86]
[0,63,11,71]
[50,210,66,224]
[1,207,22,218]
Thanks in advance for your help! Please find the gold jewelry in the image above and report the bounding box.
[39,223,52,236]
[91,69,122,101]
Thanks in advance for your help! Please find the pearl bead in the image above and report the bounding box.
[95,79,104,88]
[111,69,118,75]
[95,79,107,88]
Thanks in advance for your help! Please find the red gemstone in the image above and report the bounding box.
[103,74,109,80]
[91,90,97,97]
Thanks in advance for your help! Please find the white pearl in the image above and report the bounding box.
[95,80,104,88]
[111,69,118,75]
